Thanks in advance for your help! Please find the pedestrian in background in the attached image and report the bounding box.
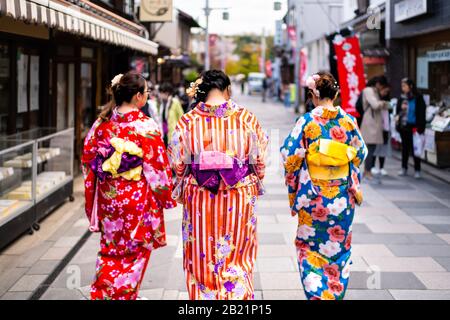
[142,80,160,123]
[360,76,391,180]
[176,83,191,113]
[283,83,291,108]
[372,83,392,177]
[262,76,268,103]
[280,72,367,300]
[158,82,184,146]
[168,70,268,300]
[396,78,427,179]
[82,72,176,300]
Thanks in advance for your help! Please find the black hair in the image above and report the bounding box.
[195,70,231,103]
[159,82,174,94]
[367,75,389,88]
[401,77,418,97]
[100,71,146,120]
[314,71,340,100]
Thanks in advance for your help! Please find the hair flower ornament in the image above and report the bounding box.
[306,74,321,98]
[111,74,124,87]
[187,78,205,98]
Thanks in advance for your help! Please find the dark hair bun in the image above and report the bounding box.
[196,70,231,102]
[315,71,339,100]
[111,72,146,106]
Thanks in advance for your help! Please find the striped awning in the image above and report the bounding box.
[0,0,158,55]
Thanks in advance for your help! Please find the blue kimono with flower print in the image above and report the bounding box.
[280,106,367,300]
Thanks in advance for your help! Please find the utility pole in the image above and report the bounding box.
[203,0,230,71]
[261,28,266,74]
[205,0,211,70]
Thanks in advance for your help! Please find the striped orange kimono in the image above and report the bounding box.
[168,100,268,300]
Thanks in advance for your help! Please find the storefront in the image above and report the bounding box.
[388,0,450,167]
[0,0,158,166]
[0,15,50,137]
[338,2,388,82]
[0,0,158,249]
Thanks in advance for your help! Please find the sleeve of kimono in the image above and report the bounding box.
[250,115,269,181]
[348,114,368,205]
[279,116,308,211]
[348,114,368,168]
[81,118,103,222]
[141,120,177,210]
[167,121,188,183]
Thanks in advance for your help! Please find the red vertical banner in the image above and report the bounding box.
[266,60,272,77]
[299,48,308,87]
[333,35,366,117]
[287,26,297,48]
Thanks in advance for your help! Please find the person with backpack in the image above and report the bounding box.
[360,76,391,180]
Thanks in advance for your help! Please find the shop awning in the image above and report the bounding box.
[0,0,158,55]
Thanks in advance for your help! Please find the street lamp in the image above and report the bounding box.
[204,0,230,70]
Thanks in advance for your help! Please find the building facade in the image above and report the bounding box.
[387,0,450,103]
[0,0,158,169]
[150,8,200,85]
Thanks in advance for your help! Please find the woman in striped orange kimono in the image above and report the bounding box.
[168,70,268,300]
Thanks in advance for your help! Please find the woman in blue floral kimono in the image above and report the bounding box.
[280,72,367,300]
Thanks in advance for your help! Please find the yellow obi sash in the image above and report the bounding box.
[306,139,357,180]
[102,137,143,181]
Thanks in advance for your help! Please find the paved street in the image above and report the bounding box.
[1,89,450,300]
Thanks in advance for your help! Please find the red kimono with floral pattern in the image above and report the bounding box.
[82,108,176,300]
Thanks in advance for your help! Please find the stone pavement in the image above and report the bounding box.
[2,88,450,300]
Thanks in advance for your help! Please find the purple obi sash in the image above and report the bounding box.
[189,155,252,194]
[90,146,143,181]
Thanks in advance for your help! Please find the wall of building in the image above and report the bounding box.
[389,0,450,39]
[387,0,450,98]
[153,9,180,52]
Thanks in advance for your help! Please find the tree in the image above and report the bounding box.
[225,34,275,77]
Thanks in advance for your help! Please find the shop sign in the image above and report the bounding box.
[416,57,429,89]
[426,49,450,62]
[274,20,283,47]
[140,0,173,22]
[395,0,427,23]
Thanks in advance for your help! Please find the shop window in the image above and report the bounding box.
[81,47,94,59]
[16,47,40,132]
[80,63,94,142]
[57,45,75,57]
[0,43,9,136]
[56,63,67,131]
[56,63,76,131]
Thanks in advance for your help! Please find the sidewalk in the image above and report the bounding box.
[0,176,88,300]
[391,149,450,185]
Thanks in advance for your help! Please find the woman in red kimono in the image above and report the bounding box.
[82,71,176,300]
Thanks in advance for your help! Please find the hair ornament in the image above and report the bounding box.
[187,78,205,98]
[306,74,321,98]
[111,74,123,87]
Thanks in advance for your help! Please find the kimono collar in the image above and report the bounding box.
[196,100,238,118]
[311,105,340,119]
[111,107,146,123]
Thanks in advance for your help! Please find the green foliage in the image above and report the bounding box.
[225,35,275,77]
[184,69,200,83]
